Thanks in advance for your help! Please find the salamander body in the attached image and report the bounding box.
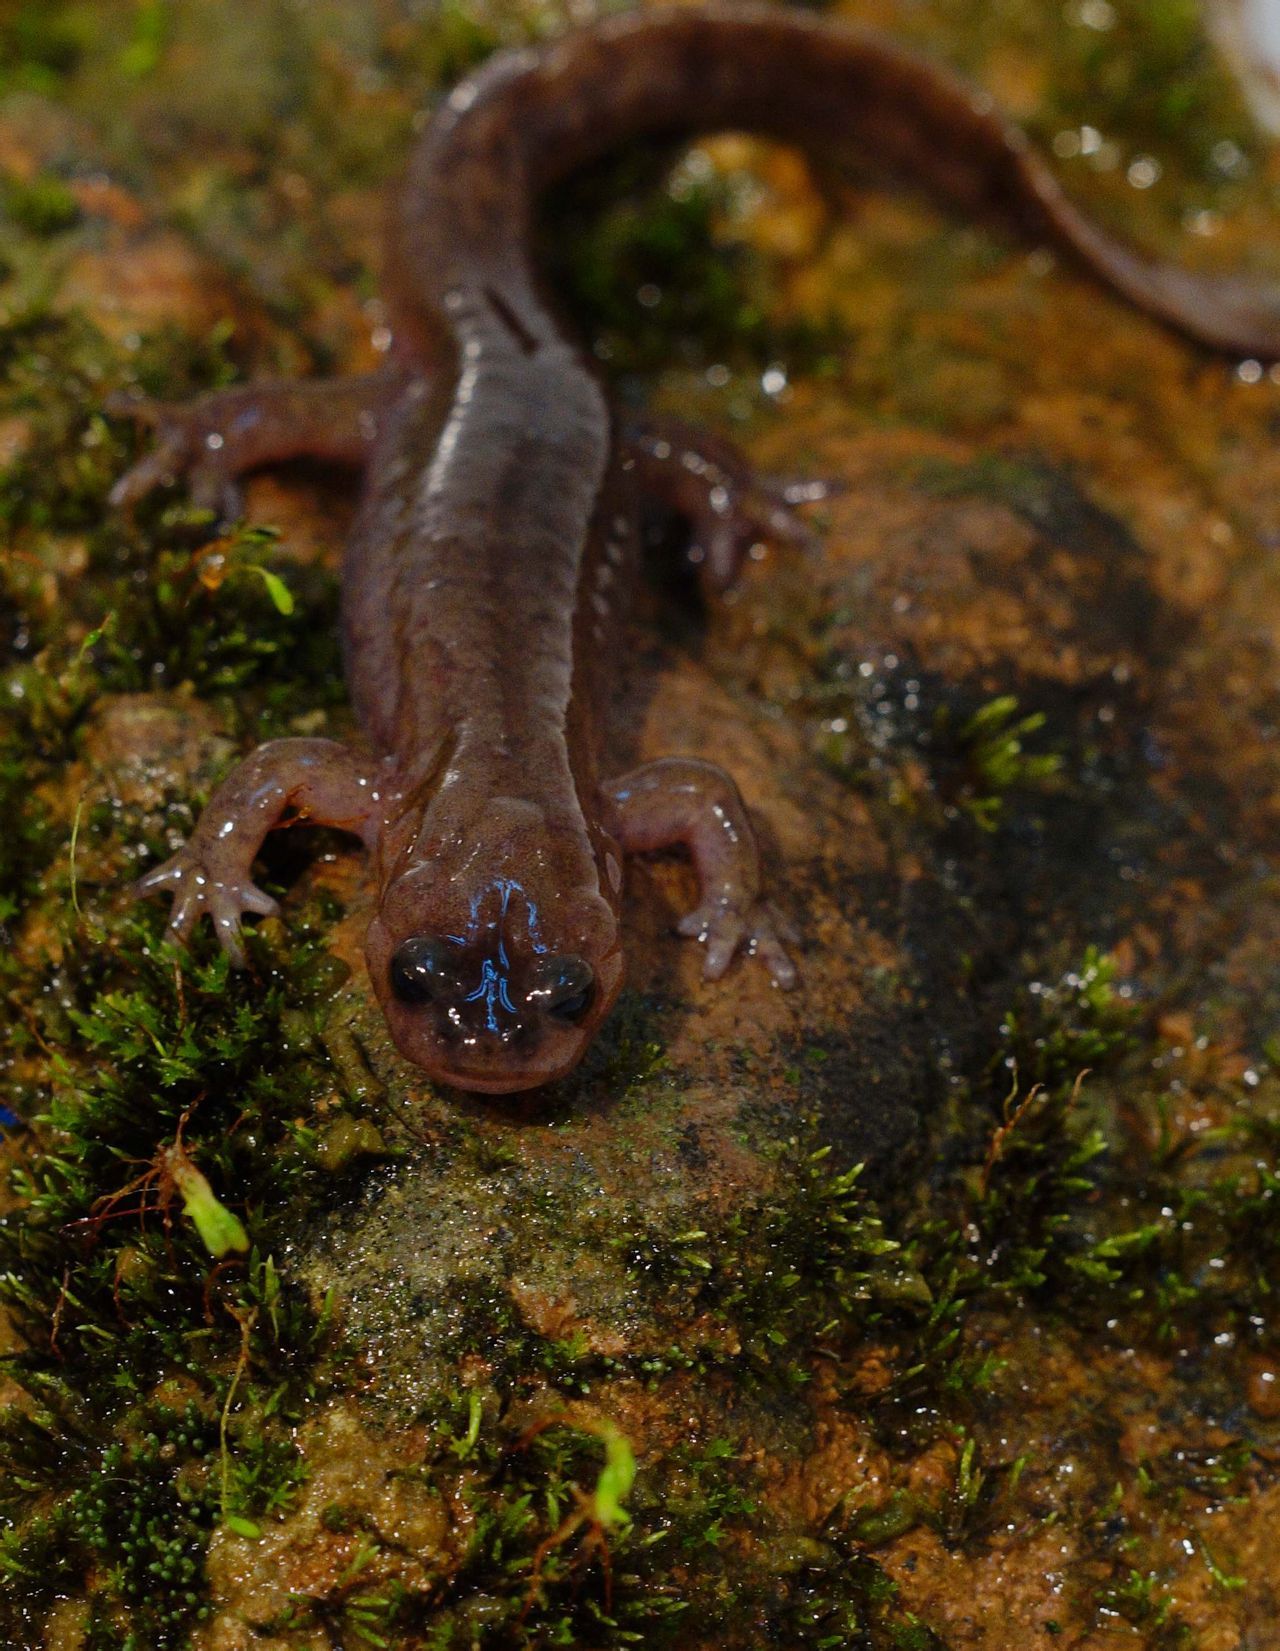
[114,5,1280,1093]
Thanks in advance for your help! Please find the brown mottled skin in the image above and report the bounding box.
[112,5,1280,1094]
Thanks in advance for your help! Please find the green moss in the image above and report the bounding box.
[0,308,239,548]
[909,452,1054,508]
[994,946,1137,1094]
[1037,0,1258,189]
[407,0,503,85]
[0,2,91,94]
[545,153,840,378]
[7,872,1271,1642]
[89,515,346,739]
[257,1400,947,1651]
[609,1131,929,1390]
[2,175,81,238]
[0,302,346,973]
[1,1384,311,1645]
[0,893,344,1640]
[1095,1564,1178,1635]
[923,0,1259,201]
[806,636,1072,847]
[117,0,169,81]
[0,742,52,924]
[262,1407,686,1648]
[1085,1446,1255,1647]
[1055,1091,1280,1346]
[942,694,1066,832]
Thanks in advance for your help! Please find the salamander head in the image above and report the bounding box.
[365,824,624,1093]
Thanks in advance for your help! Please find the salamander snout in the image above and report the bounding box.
[388,936,595,1028]
[366,913,623,1093]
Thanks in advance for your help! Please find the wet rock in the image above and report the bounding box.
[4,2,1280,1647]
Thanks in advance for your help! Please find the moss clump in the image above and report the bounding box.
[622,1141,928,1382]
[940,694,1066,832]
[545,153,839,379]
[0,300,346,934]
[0,916,341,1643]
[2,1378,314,1646]
[397,0,503,87]
[0,292,353,1638]
[0,308,236,543]
[87,515,346,740]
[2,175,81,238]
[1035,0,1258,185]
[806,642,1071,845]
[4,1414,217,1648]
[897,949,1280,1382]
[993,945,1137,1092]
[260,1398,946,1651]
[0,2,90,94]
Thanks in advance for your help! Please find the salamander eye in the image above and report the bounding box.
[530,955,595,1024]
[552,986,592,1023]
[390,937,457,1005]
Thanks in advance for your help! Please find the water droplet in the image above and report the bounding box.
[1126,155,1160,190]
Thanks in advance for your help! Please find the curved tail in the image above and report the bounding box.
[1008,143,1280,357]
[390,3,1280,361]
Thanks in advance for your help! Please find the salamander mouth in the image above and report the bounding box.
[431,1055,581,1095]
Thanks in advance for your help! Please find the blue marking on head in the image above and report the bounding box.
[465,956,519,1033]
[452,877,552,1032]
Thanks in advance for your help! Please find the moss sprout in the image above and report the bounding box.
[947,695,1065,831]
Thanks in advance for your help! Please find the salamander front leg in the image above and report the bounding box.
[136,738,390,966]
[603,757,797,987]
[108,367,412,520]
[624,417,835,591]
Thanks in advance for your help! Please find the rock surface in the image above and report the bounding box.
[1,1,1280,1647]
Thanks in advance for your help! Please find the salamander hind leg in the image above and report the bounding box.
[136,737,390,966]
[603,757,797,988]
[108,368,410,521]
[625,417,837,592]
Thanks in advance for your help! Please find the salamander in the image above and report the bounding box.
[111,3,1280,1094]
